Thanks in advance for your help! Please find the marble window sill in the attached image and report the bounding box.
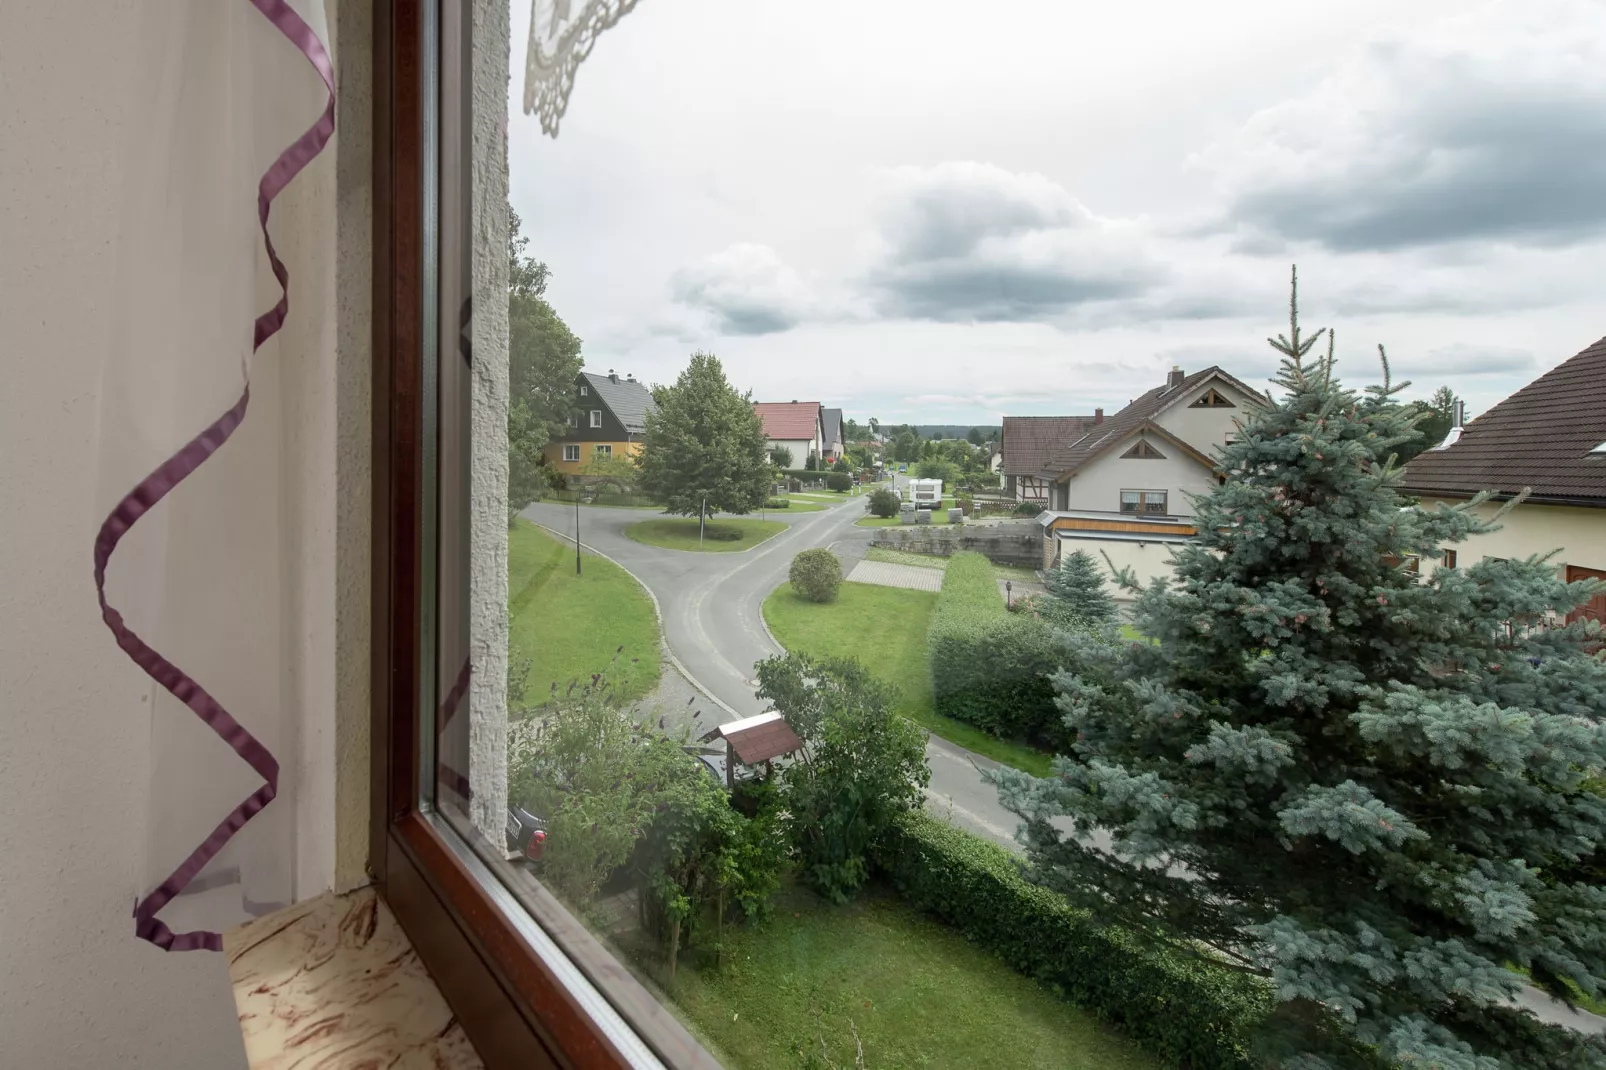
[224,886,485,1068]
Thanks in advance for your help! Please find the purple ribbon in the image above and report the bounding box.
[94,0,335,952]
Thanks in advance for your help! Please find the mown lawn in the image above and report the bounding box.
[768,498,825,513]
[658,883,1159,1070]
[865,547,1041,586]
[763,581,1055,776]
[625,517,788,553]
[508,520,661,701]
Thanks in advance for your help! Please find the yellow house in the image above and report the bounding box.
[542,369,655,480]
[1400,335,1606,627]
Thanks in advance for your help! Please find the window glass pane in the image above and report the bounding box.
[434,3,1220,1066]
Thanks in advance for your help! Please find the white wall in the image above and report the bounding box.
[0,1,369,1065]
[1055,536,1187,598]
[1064,431,1216,516]
[1417,498,1606,578]
[769,438,818,467]
[1154,377,1257,455]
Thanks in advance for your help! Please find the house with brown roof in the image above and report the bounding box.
[1401,335,1606,626]
[1030,365,1267,585]
[1000,415,1099,503]
[754,401,825,469]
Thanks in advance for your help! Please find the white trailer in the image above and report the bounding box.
[903,478,943,510]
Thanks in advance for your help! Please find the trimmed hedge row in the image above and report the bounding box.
[872,810,1271,1069]
[928,552,1064,746]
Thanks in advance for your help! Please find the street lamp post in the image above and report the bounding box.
[575,491,582,576]
[1006,580,1012,608]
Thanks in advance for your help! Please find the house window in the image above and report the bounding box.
[1120,439,1166,460]
[1442,550,1457,569]
[1121,490,1167,514]
[579,384,588,396]
[562,444,580,462]
[567,412,578,427]
[1189,387,1235,408]
[593,444,612,457]
[589,409,602,428]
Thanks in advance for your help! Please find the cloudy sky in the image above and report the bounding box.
[508,0,1606,426]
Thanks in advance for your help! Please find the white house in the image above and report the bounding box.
[754,401,824,469]
[1032,365,1266,590]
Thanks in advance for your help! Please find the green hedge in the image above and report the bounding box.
[928,552,1064,746]
[764,498,791,508]
[872,810,1271,1069]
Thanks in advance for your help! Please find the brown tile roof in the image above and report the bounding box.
[722,715,804,765]
[754,401,822,441]
[1401,335,1606,506]
[1046,366,1264,476]
[1001,416,1097,478]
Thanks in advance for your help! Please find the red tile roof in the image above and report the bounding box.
[1401,335,1606,506]
[754,401,822,441]
[1000,416,1097,478]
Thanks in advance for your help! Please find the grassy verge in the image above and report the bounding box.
[624,517,788,553]
[763,581,1055,776]
[508,520,661,701]
[653,882,1159,1070]
[764,498,825,513]
[866,547,1044,587]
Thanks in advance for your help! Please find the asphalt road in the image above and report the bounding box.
[519,488,1032,848]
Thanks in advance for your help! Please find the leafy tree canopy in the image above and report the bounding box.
[637,352,772,517]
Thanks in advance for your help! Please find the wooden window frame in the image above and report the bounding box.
[370,5,719,1067]
[1120,489,1167,515]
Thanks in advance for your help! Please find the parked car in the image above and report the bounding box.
[505,806,548,863]
[898,464,907,472]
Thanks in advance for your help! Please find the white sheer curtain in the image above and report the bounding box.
[92,0,336,950]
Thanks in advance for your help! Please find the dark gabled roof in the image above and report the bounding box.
[1401,335,1606,506]
[1046,366,1265,477]
[821,407,843,448]
[1001,416,1097,478]
[581,371,657,434]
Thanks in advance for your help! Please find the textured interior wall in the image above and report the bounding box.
[469,0,512,842]
[0,2,248,1065]
[331,0,375,894]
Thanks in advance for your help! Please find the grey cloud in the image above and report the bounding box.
[1198,1,1606,252]
[1389,344,1538,377]
[670,243,811,336]
[865,162,1162,322]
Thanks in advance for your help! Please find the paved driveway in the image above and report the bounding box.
[519,493,1032,849]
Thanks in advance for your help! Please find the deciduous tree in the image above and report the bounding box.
[637,352,772,517]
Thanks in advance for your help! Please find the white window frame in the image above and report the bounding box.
[561,444,580,462]
[1121,489,1168,515]
[589,410,602,428]
[593,444,612,457]
[579,383,588,396]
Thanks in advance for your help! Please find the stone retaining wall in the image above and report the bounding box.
[869,523,1042,569]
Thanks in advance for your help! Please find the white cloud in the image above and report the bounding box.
[668,242,818,336]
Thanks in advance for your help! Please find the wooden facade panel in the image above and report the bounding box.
[1047,516,1198,537]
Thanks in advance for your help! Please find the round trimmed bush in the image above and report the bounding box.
[788,548,843,603]
[868,488,901,518]
[825,471,853,492]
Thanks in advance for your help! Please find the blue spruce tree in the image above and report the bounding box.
[997,270,1606,1068]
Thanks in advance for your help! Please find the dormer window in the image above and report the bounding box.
[1121,439,1167,459]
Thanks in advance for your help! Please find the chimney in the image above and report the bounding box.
[1430,398,1466,452]
[608,369,619,383]
[626,373,636,383]
[1094,408,1104,424]
[1167,365,1184,390]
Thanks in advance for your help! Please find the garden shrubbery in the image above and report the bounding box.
[788,548,843,603]
[867,488,901,517]
[928,552,1064,747]
[764,498,790,509]
[825,471,853,492]
[872,810,1272,1070]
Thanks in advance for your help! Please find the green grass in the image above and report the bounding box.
[624,517,788,553]
[765,498,825,513]
[508,520,661,701]
[866,547,1043,588]
[655,883,1159,1070]
[763,581,1055,776]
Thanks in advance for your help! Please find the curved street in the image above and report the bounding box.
[519,492,1030,848]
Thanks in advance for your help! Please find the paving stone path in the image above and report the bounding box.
[845,559,945,592]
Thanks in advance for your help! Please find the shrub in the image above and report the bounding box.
[871,810,1272,1069]
[913,459,957,485]
[788,548,843,603]
[867,488,900,517]
[928,552,1064,746]
[764,498,790,509]
[824,471,853,492]
[704,525,744,542]
[831,457,851,473]
[804,454,819,471]
[1011,500,1040,516]
[770,445,794,468]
